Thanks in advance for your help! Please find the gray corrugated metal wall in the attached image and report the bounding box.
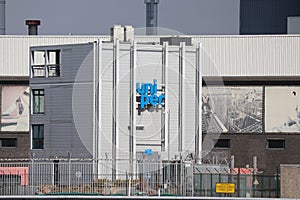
[30,43,95,159]
[2,35,300,77]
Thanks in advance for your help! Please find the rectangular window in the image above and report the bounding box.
[0,138,17,148]
[47,50,61,77]
[214,139,230,148]
[32,125,44,149]
[31,49,61,78]
[267,139,285,149]
[32,89,44,114]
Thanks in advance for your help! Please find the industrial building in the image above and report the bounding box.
[0,34,291,177]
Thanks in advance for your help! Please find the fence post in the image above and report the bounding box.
[210,173,213,197]
[68,152,71,193]
[126,171,129,196]
[30,153,34,194]
[53,159,59,187]
[237,166,240,197]
[276,167,280,198]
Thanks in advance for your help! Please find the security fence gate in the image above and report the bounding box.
[0,160,279,197]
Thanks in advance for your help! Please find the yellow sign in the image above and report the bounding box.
[216,183,235,194]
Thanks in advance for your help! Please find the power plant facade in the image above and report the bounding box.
[0,34,299,177]
[9,34,297,176]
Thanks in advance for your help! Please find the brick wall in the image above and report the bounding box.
[0,132,30,158]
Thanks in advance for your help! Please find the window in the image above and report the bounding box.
[32,89,44,114]
[267,139,285,150]
[31,50,61,78]
[0,138,17,148]
[32,125,44,149]
[47,50,60,77]
[214,139,230,148]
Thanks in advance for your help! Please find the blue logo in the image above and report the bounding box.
[136,79,165,109]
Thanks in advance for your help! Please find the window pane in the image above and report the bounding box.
[32,89,44,114]
[214,139,230,148]
[40,96,44,113]
[1,139,17,148]
[267,140,285,149]
[32,125,44,149]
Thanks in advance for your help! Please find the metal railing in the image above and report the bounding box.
[0,160,279,197]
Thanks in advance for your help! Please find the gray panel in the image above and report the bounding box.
[288,17,300,34]
[30,43,94,159]
[135,48,163,149]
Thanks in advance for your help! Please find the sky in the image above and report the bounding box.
[6,0,240,35]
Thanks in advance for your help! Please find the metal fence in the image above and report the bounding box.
[0,160,279,197]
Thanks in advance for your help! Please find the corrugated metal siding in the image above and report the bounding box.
[0,36,109,76]
[100,43,114,159]
[30,43,95,159]
[192,35,300,77]
[1,35,300,77]
[167,46,180,155]
[118,44,131,159]
[135,45,163,152]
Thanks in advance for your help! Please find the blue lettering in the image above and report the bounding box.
[140,94,149,108]
[136,83,146,95]
[150,95,158,105]
[136,79,165,110]
[158,94,165,104]
[151,79,157,95]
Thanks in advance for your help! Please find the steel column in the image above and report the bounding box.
[178,42,185,152]
[112,39,119,180]
[161,42,168,152]
[129,41,137,178]
[195,43,202,164]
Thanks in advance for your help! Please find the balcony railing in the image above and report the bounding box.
[31,65,60,78]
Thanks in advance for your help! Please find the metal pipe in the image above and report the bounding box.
[195,43,202,164]
[253,156,257,175]
[178,42,185,152]
[112,39,120,181]
[161,41,168,153]
[129,41,137,179]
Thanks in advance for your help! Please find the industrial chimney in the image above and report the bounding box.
[0,0,5,35]
[25,20,41,35]
[144,0,159,35]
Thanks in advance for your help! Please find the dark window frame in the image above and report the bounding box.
[32,124,44,149]
[267,139,285,150]
[32,89,44,114]
[0,138,17,148]
[214,139,231,149]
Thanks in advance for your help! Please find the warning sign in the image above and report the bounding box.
[216,183,235,194]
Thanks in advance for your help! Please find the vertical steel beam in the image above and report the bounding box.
[195,43,202,164]
[92,41,97,175]
[178,42,185,152]
[112,39,119,180]
[129,41,137,178]
[161,42,168,153]
[96,40,102,177]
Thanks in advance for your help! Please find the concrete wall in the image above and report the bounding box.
[280,164,300,198]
